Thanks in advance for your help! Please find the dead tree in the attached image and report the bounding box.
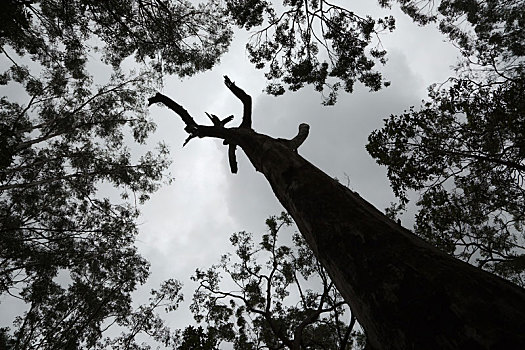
[149,77,525,350]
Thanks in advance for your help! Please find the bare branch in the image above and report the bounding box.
[224,75,252,129]
[228,144,238,174]
[182,134,198,147]
[340,314,357,350]
[279,123,310,152]
[290,123,310,151]
[205,112,221,126]
[148,92,198,131]
[206,112,235,127]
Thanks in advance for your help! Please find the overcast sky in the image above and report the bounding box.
[133,2,460,337]
[0,0,461,345]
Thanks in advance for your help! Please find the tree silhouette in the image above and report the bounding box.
[184,213,362,349]
[149,76,525,349]
[0,0,229,346]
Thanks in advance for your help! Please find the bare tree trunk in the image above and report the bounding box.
[149,77,525,350]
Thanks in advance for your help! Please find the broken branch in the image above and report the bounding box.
[224,75,252,129]
[280,123,310,152]
[182,134,197,147]
[228,144,238,174]
[206,113,235,127]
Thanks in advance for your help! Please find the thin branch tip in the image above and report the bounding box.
[182,133,198,147]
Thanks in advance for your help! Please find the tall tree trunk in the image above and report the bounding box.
[149,77,525,349]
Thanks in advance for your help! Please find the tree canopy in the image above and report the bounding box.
[0,0,229,347]
[0,0,232,77]
[2,0,525,348]
[183,213,363,350]
[367,0,525,285]
[381,0,524,76]
[226,0,395,104]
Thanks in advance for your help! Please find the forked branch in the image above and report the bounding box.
[206,112,234,127]
[148,77,309,174]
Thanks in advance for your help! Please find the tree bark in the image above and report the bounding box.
[149,78,525,349]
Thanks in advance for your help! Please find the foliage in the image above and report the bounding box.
[367,77,525,285]
[0,0,232,78]
[225,0,395,104]
[0,0,231,347]
[380,0,524,78]
[98,279,183,349]
[174,326,220,350]
[0,64,171,348]
[368,0,525,285]
[185,213,364,349]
